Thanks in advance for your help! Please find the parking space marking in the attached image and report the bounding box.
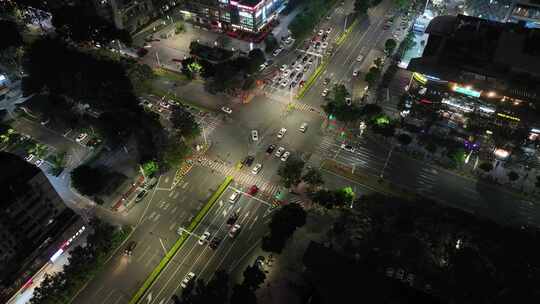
[169,223,176,231]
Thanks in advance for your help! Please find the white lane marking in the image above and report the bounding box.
[113,294,124,304]
[168,191,175,198]
[148,211,156,220]
[169,223,176,231]
[171,206,177,214]
[182,182,189,189]
[248,216,259,230]
[136,245,152,263]
[102,289,116,304]
[153,214,161,222]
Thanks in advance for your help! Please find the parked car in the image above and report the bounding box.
[135,189,148,202]
[340,143,355,152]
[273,48,283,56]
[275,146,285,157]
[76,133,88,143]
[266,144,276,154]
[281,151,290,162]
[229,224,241,238]
[356,54,364,62]
[252,163,262,175]
[221,106,232,114]
[251,130,259,141]
[24,154,35,162]
[299,122,308,133]
[322,88,329,97]
[198,231,210,245]
[277,128,287,138]
[242,155,255,167]
[229,191,241,204]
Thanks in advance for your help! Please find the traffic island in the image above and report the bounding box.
[321,159,416,200]
[128,176,233,304]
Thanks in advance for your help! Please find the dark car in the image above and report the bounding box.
[242,156,255,167]
[209,237,222,250]
[266,144,276,154]
[124,241,137,256]
[248,185,259,196]
[135,189,148,202]
[227,212,239,226]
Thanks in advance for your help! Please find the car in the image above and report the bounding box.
[251,130,259,141]
[299,80,306,88]
[229,224,241,238]
[295,72,303,80]
[318,29,324,36]
[321,42,328,49]
[322,88,329,97]
[273,48,283,56]
[76,133,88,143]
[282,69,291,77]
[294,64,302,71]
[356,54,364,62]
[252,163,262,175]
[272,75,281,83]
[302,56,309,63]
[266,144,276,154]
[323,78,331,85]
[299,122,308,133]
[326,15,331,20]
[198,231,210,245]
[314,41,321,49]
[242,155,255,167]
[209,237,221,250]
[303,65,309,72]
[25,154,35,162]
[277,128,287,138]
[221,106,232,114]
[280,79,289,87]
[259,63,268,71]
[135,189,148,202]
[124,241,137,256]
[181,272,196,288]
[290,81,297,88]
[385,267,395,278]
[345,97,352,105]
[35,159,44,167]
[229,191,241,203]
[227,212,239,226]
[86,137,102,148]
[308,57,314,64]
[159,101,171,109]
[248,185,259,195]
[326,27,332,34]
[290,71,297,80]
[275,146,285,157]
[340,143,355,152]
[280,151,290,161]
[280,64,288,71]
[406,273,415,285]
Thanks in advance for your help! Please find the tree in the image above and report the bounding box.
[142,160,159,177]
[278,157,305,187]
[175,21,186,34]
[169,105,200,139]
[384,38,397,54]
[71,165,107,196]
[264,34,279,52]
[262,203,307,253]
[309,188,352,209]
[354,0,370,14]
[302,168,324,188]
[216,35,230,48]
[479,162,493,172]
[247,48,265,74]
[162,138,189,169]
[508,171,519,182]
[360,103,382,119]
[230,284,257,304]
[396,133,412,146]
[365,65,381,87]
[242,264,266,290]
[0,19,23,51]
[51,3,132,45]
[322,84,363,122]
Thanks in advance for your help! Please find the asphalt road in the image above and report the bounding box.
[72,166,224,304]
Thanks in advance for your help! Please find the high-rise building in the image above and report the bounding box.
[180,0,285,35]
[505,0,540,28]
[0,152,78,300]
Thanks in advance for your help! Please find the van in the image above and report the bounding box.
[229,191,240,204]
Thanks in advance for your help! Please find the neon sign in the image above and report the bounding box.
[453,85,481,97]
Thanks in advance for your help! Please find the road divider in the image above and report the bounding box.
[129,176,233,304]
[335,18,358,46]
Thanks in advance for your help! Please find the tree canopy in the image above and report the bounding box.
[322,84,363,122]
[277,156,305,188]
[262,203,307,253]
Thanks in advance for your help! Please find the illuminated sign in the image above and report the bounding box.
[442,98,473,112]
[453,85,481,98]
[496,112,520,122]
[479,105,495,113]
[494,148,510,159]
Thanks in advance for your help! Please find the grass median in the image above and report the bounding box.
[129,176,233,304]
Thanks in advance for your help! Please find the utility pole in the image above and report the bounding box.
[155,51,161,67]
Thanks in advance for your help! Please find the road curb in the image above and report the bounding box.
[129,176,233,304]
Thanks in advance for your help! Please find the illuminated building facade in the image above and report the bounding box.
[0,152,78,301]
[408,14,540,127]
[181,0,285,34]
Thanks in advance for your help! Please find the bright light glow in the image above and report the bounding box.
[494,148,510,159]
[442,99,473,112]
[487,91,496,97]
[453,85,481,98]
[50,248,64,262]
[412,72,427,84]
[496,112,520,122]
[479,105,495,113]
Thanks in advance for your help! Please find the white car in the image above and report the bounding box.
[280,151,290,162]
[277,128,287,138]
[252,163,262,175]
[353,69,359,77]
[280,79,289,87]
[259,62,268,71]
[322,88,329,97]
[273,48,283,56]
[282,69,291,77]
[321,42,328,49]
[76,133,88,143]
[229,224,241,238]
[340,143,355,152]
[221,106,232,114]
[181,272,196,288]
[280,64,288,71]
[275,146,285,157]
[299,122,308,133]
[356,54,364,62]
[198,231,210,245]
[35,159,44,167]
[159,101,171,109]
[326,27,332,34]
[229,191,241,203]
[25,154,35,162]
[251,130,259,141]
[295,64,302,72]
[318,29,324,36]
[284,37,295,45]
[345,97,352,105]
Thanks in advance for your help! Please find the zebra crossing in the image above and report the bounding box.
[197,158,282,197]
[264,91,324,115]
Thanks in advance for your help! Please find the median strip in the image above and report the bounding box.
[129,176,233,304]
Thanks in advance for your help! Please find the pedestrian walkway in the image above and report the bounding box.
[196,158,282,198]
[264,91,324,116]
